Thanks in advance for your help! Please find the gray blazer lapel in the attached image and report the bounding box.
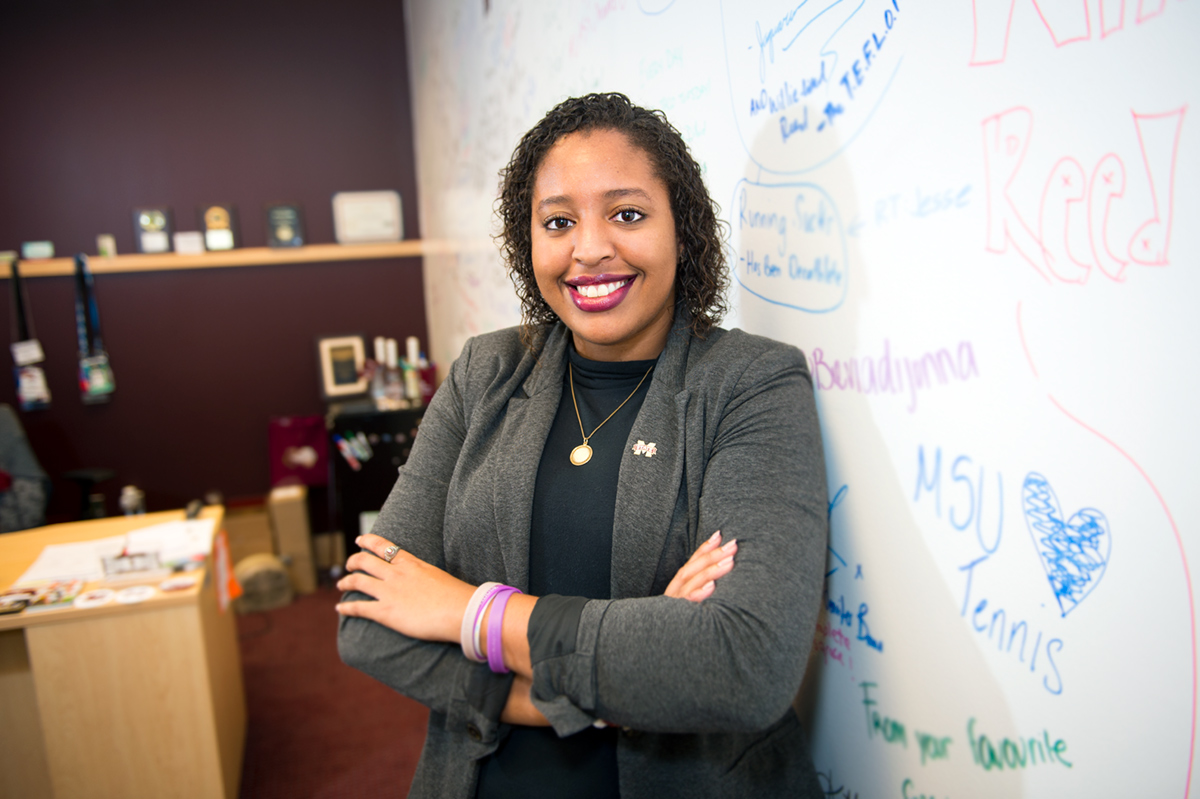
[491,327,569,590]
[611,324,693,599]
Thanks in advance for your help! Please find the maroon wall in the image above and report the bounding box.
[0,0,425,522]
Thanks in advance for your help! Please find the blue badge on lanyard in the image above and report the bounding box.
[74,254,115,404]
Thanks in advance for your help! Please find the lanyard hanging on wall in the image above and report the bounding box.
[8,258,52,411]
[73,253,115,404]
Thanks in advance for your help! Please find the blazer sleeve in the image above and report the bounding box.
[529,343,829,735]
[337,338,515,753]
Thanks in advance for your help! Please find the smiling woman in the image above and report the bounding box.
[337,93,830,799]
[498,94,729,351]
[531,129,679,362]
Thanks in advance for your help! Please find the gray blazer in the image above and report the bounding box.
[339,318,828,798]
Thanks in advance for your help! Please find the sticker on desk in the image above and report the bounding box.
[159,576,197,592]
[26,579,84,611]
[0,586,34,615]
[116,585,156,604]
[74,588,116,609]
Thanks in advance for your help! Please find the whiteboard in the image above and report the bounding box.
[404,1,1199,795]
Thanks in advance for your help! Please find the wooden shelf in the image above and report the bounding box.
[0,240,463,279]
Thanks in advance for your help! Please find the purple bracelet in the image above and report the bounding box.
[486,586,521,674]
[470,584,509,661]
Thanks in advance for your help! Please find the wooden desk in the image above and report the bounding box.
[0,508,245,799]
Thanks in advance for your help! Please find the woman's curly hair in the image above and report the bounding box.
[496,92,728,345]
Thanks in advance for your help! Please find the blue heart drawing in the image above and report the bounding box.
[1022,473,1111,617]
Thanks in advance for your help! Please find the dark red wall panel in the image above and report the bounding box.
[0,0,425,521]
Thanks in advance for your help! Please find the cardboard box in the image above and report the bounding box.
[268,485,316,593]
[223,507,274,567]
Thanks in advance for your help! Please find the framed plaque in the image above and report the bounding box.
[266,203,305,248]
[173,231,206,255]
[132,207,174,254]
[200,204,239,251]
[332,190,403,244]
[317,335,368,399]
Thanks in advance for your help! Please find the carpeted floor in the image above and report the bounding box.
[236,586,428,798]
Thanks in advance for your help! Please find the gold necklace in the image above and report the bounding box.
[568,363,654,466]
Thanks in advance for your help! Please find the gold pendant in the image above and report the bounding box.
[570,444,593,466]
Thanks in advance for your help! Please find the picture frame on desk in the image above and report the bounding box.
[317,335,368,399]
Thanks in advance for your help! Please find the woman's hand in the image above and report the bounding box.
[501,674,551,726]
[664,530,737,602]
[336,533,475,644]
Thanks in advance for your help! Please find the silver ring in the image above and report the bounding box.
[382,545,399,563]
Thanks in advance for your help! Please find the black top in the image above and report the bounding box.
[475,344,657,799]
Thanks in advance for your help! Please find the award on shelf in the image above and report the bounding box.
[332,190,403,244]
[96,234,117,257]
[200,204,238,251]
[20,241,54,259]
[132,207,173,254]
[173,231,206,255]
[266,203,305,248]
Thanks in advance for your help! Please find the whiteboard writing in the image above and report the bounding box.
[732,180,849,312]
[982,104,1186,283]
[811,341,980,413]
[722,0,906,173]
[970,0,1179,66]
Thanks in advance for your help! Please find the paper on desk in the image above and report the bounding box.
[16,537,121,583]
[14,518,217,585]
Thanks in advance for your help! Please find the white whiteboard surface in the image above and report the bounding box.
[404,1,1198,795]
